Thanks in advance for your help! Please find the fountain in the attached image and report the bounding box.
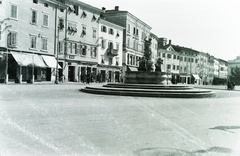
[81,38,215,98]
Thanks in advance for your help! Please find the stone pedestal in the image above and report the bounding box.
[124,71,171,85]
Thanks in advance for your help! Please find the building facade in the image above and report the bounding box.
[102,6,151,78]
[0,0,67,83]
[97,19,124,82]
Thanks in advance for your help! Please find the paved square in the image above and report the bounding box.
[0,84,240,155]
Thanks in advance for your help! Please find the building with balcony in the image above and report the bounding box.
[102,6,151,77]
[97,19,124,82]
[62,0,102,82]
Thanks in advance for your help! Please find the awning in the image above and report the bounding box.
[192,74,201,79]
[41,55,61,69]
[128,66,138,71]
[11,52,46,67]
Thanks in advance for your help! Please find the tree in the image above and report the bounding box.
[138,38,153,71]
[230,66,240,85]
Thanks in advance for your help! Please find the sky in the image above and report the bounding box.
[79,0,240,61]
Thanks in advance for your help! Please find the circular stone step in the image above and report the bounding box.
[80,83,216,98]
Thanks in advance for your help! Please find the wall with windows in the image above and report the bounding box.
[98,19,123,67]
[4,0,64,55]
[158,47,180,74]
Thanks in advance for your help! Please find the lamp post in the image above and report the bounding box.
[54,3,60,84]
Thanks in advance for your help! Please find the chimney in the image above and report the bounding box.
[115,6,119,11]
[169,40,172,45]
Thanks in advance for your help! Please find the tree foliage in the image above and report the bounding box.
[230,66,240,85]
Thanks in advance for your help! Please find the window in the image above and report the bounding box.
[195,59,198,63]
[92,15,97,22]
[81,45,87,56]
[127,38,130,47]
[108,42,113,49]
[127,24,130,33]
[59,18,64,30]
[76,44,81,55]
[167,54,171,59]
[44,3,48,7]
[81,25,86,35]
[68,22,77,35]
[167,64,171,70]
[43,13,49,27]
[101,25,107,32]
[141,32,145,40]
[91,47,97,57]
[41,37,48,50]
[8,32,17,47]
[68,42,72,53]
[72,43,76,54]
[73,5,79,15]
[10,4,18,19]
[101,39,106,49]
[133,27,135,35]
[177,56,180,60]
[108,28,114,35]
[30,35,37,49]
[173,55,176,59]
[33,0,38,4]
[116,42,119,51]
[60,8,64,12]
[93,29,96,38]
[184,57,187,62]
[59,41,64,54]
[136,29,138,36]
[177,66,179,70]
[109,58,112,65]
[162,53,165,58]
[31,10,38,25]
[173,65,176,70]
[81,11,87,18]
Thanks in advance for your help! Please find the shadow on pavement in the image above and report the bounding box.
[135,146,239,156]
[210,126,240,133]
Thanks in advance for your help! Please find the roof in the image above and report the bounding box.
[150,33,158,40]
[104,9,151,30]
[69,0,103,13]
[171,45,200,55]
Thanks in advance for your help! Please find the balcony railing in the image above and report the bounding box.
[107,48,118,57]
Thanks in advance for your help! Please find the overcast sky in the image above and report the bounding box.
[80,0,240,61]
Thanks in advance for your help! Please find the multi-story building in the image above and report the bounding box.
[102,6,151,77]
[158,38,180,83]
[172,45,200,84]
[0,0,67,83]
[218,59,228,80]
[61,0,102,82]
[97,19,124,82]
[206,54,215,85]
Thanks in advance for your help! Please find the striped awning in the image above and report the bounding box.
[11,52,46,67]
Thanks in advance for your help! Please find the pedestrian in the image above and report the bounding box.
[86,74,90,84]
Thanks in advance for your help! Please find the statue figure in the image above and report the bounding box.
[155,58,163,72]
[138,38,153,71]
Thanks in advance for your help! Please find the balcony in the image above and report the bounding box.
[107,48,118,57]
